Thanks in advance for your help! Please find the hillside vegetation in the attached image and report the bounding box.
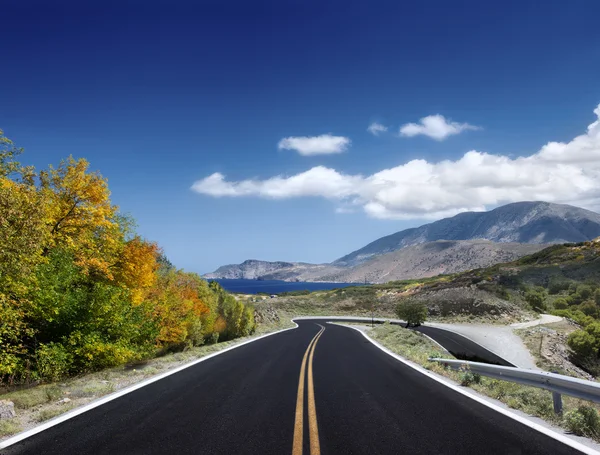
[254,239,600,328]
[0,131,254,385]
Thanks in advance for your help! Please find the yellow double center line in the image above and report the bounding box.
[292,324,325,455]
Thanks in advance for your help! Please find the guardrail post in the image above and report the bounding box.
[552,392,563,415]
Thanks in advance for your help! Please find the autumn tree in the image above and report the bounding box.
[115,237,160,304]
[0,131,254,383]
[40,157,122,279]
[0,131,47,376]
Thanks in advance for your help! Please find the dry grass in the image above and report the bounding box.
[0,420,22,438]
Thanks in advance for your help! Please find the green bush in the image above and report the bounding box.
[548,276,571,295]
[553,298,569,310]
[579,300,600,318]
[578,285,594,301]
[460,369,481,386]
[564,406,600,438]
[567,330,596,358]
[524,289,547,312]
[36,342,73,382]
[186,319,205,347]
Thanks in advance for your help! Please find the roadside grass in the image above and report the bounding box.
[0,318,293,441]
[0,420,22,438]
[253,294,397,320]
[35,404,76,423]
[367,322,600,441]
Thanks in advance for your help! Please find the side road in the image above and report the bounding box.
[426,314,564,369]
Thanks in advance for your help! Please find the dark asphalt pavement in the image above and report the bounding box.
[415,325,515,366]
[2,321,585,455]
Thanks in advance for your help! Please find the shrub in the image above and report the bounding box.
[564,406,600,438]
[579,300,600,318]
[567,330,597,358]
[578,285,594,301]
[36,343,73,382]
[524,289,547,312]
[458,364,481,386]
[395,301,427,327]
[548,276,571,295]
[186,319,205,347]
[553,298,569,310]
[0,420,22,438]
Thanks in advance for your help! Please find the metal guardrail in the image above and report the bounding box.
[429,358,600,414]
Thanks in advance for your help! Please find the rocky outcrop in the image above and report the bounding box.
[0,400,16,419]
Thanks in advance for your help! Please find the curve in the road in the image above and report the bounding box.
[297,317,515,366]
[1,319,594,455]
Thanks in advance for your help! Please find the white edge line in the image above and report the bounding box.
[337,323,600,455]
[0,322,299,450]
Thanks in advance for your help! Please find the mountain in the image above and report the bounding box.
[318,240,547,284]
[204,260,295,279]
[203,259,341,281]
[205,201,600,283]
[333,201,600,267]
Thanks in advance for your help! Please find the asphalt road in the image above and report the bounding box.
[415,324,515,366]
[2,321,585,455]
[313,317,515,366]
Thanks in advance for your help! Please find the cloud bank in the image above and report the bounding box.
[277,134,350,156]
[399,114,480,140]
[192,105,600,220]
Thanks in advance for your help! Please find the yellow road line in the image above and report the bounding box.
[292,325,325,455]
[307,327,324,455]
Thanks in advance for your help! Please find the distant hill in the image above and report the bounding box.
[205,201,600,284]
[318,240,547,284]
[203,259,341,281]
[333,201,600,267]
[204,260,296,280]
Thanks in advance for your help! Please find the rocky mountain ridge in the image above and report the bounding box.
[204,201,600,284]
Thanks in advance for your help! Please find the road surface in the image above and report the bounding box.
[2,320,585,454]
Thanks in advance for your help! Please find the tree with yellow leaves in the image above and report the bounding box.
[0,130,255,384]
[40,157,122,279]
[115,236,160,304]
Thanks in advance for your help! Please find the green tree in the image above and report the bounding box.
[396,301,427,327]
[568,330,597,359]
[553,298,569,310]
[524,289,547,312]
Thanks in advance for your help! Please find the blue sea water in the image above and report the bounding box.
[212,279,357,294]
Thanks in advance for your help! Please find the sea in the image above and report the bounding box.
[212,279,357,294]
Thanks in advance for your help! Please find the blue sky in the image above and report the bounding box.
[2,0,600,273]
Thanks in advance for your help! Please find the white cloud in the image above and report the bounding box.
[367,122,388,136]
[399,114,481,141]
[277,134,350,156]
[192,104,600,220]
